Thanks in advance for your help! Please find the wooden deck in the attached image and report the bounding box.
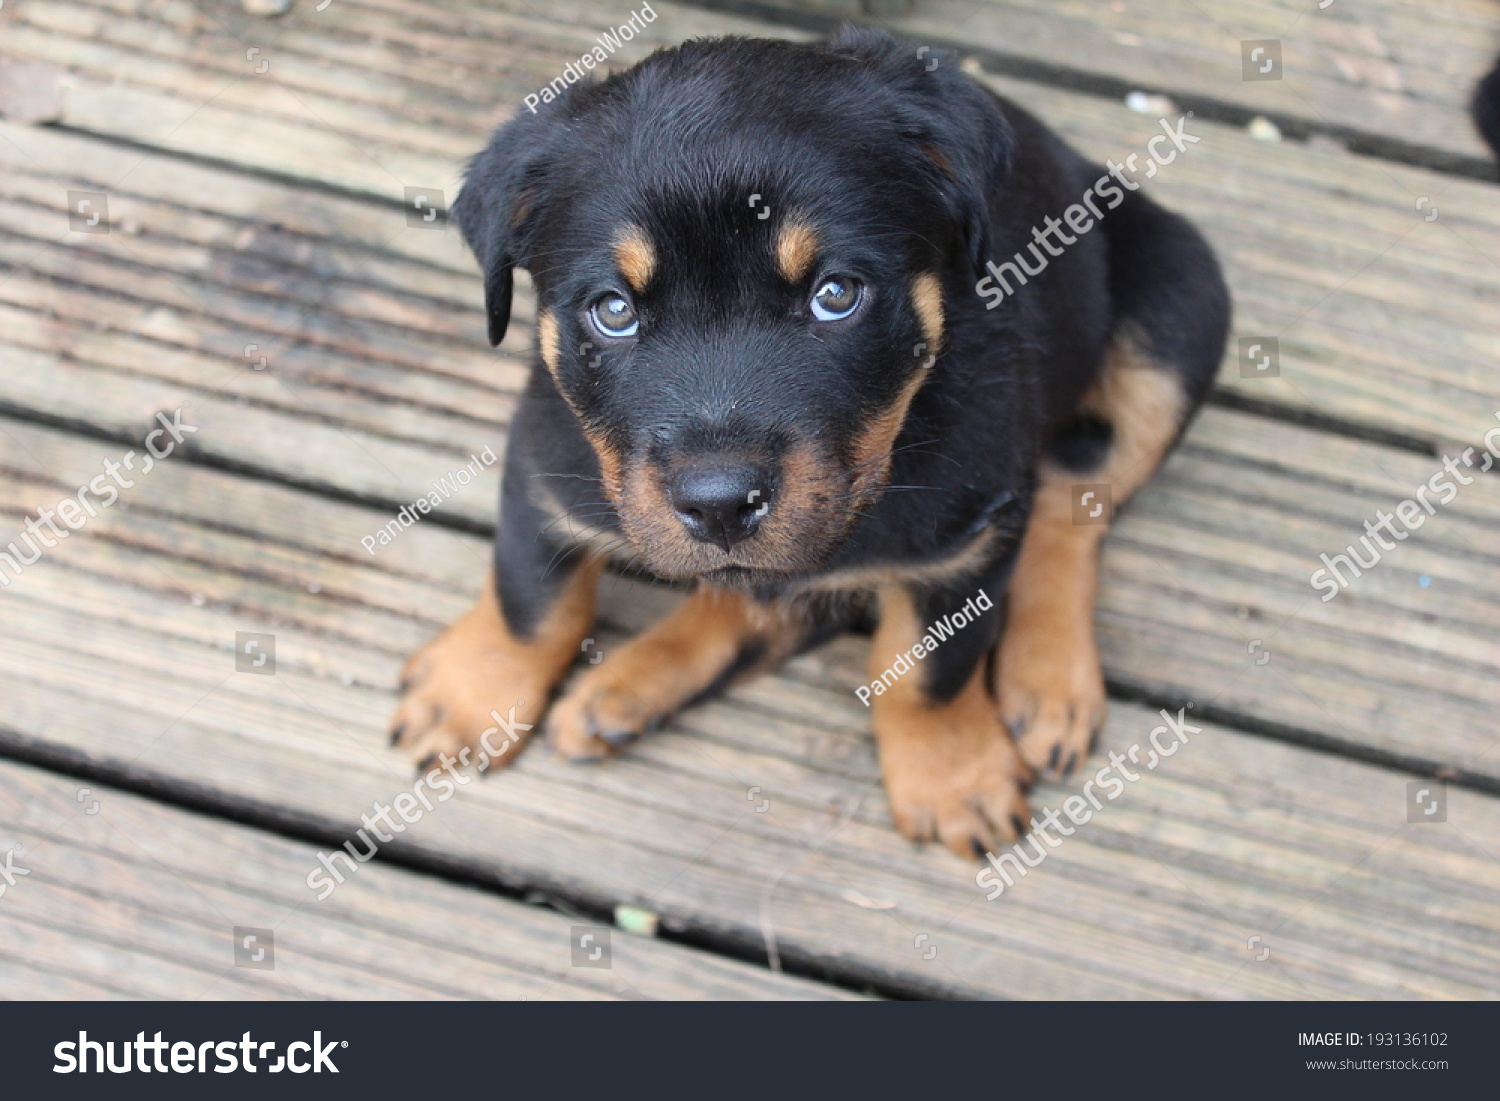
[0,0,1497,999]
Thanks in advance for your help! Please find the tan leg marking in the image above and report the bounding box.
[391,563,601,770]
[998,331,1186,778]
[548,586,803,759]
[870,587,1031,860]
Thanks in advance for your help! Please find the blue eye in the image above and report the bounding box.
[810,277,862,321]
[590,294,638,337]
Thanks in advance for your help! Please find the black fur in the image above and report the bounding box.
[453,28,1228,701]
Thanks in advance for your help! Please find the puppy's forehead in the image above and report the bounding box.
[560,68,941,287]
[587,162,896,295]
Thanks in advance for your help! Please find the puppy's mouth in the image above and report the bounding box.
[603,441,873,583]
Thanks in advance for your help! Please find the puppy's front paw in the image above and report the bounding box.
[548,585,799,761]
[873,679,1033,861]
[996,628,1106,781]
[547,670,668,761]
[389,578,578,772]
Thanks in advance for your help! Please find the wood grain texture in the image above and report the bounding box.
[2,0,1498,447]
[1,0,1497,1000]
[0,417,1496,998]
[0,759,862,1000]
[868,0,1498,168]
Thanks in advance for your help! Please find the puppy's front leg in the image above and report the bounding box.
[548,587,813,760]
[391,472,601,772]
[869,577,1031,860]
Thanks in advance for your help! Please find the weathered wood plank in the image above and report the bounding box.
[3,0,1499,446]
[2,105,1498,518]
[853,0,1498,169]
[5,265,1497,783]
[0,759,861,999]
[0,417,1495,998]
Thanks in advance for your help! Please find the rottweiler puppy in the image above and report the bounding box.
[390,28,1229,859]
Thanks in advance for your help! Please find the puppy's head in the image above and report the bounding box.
[455,29,1013,585]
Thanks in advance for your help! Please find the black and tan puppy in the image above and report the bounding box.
[391,28,1229,859]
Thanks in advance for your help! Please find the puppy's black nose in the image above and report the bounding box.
[668,462,773,551]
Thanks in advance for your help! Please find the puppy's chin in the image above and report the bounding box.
[617,515,846,586]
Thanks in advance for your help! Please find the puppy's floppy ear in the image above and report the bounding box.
[452,100,574,346]
[829,26,1014,278]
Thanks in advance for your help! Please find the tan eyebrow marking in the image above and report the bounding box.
[613,224,656,293]
[911,271,945,355]
[776,219,820,283]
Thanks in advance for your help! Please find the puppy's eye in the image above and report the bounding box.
[590,294,638,337]
[810,277,862,321]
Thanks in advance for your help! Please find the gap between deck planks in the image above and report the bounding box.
[0,416,1497,998]
[0,758,861,999]
[0,0,1497,998]
[2,132,1498,783]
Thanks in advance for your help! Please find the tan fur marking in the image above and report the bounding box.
[911,271,945,355]
[1078,329,1187,496]
[535,316,624,504]
[549,586,805,758]
[586,430,626,503]
[842,272,944,506]
[776,220,819,282]
[391,564,602,768]
[869,587,1031,859]
[848,363,930,506]
[614,224,656,292]
[538,308,561,378]
[997,329,1188,778]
